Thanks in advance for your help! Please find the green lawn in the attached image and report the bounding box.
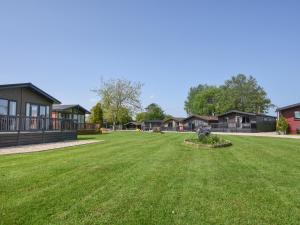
[1,132,300,225]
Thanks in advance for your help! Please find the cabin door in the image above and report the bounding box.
[236,116,241,128]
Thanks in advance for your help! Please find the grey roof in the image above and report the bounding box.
[218,110,276,118]
[164,117,185,122]
[143,120,164,123]
[182,114,218,122]
[276,103,300,112]
[124,121,141,126]
[0,82,61,104]
[52,104,91,114]
[218,110,257,117]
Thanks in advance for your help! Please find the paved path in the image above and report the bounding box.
[212,132,300,139]
[0,140,103,155]
[162,130,300,139]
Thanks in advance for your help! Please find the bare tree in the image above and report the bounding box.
[94,78,143,130]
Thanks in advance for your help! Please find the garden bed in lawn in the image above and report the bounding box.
[184,138,232,148]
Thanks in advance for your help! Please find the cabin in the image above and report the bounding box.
[162,117,185,131]
[181,115,218,131]
[52,104,90,130]
[0,83,77,147]
[276,103,300,134]
[141,120,163,131]
[124,121,142,130]
[216,110,276,132]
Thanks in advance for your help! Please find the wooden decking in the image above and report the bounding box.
[0,131,77,148]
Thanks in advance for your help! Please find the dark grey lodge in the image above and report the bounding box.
[213,110,276,132]
[0,83,77,147]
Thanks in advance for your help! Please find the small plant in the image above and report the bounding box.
[276,115,289,135]
[152,127,163,133]
[185,128,232,148]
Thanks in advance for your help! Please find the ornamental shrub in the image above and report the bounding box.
[276,115,289,134]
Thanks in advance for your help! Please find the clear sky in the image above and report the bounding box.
[0,0,299,117]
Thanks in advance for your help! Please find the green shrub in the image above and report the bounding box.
[152,127,163,133]
[200,135,221,145]
[276,115,289,134]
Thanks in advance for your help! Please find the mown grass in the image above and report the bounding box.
[0,132,300,225]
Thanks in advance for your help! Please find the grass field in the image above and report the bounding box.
[1,132,300,225]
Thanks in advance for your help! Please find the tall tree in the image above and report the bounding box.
[192,86,221,115]
[95,78,143,130]
[135,103,166,122]
[135,112,147,122]
[221,74,272,113]
[184,84,208,114]
[89,102,103,126]
[184,74,272,115]
[144,103,165,120]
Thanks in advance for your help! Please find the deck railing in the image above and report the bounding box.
[0,115,80,132]
[77,123,99,130]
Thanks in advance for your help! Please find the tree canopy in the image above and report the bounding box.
[95,78,142,129]
[185,74,272,115]
[136,103,166,122]
[88,102,103,126]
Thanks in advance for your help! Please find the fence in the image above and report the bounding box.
[0,115,79,132]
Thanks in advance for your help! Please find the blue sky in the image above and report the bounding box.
[0,0,299,116]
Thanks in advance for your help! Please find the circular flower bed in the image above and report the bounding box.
[184,135,232,148]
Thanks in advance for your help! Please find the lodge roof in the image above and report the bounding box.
[276,103,300,112]
[52,104,91,114]
[0,82,61,104]
[218,110,276,118]
[182,114,218,122]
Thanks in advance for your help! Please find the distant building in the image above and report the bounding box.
[141,120,163,131]
[162,117,185,131]
[217,110,276,132]
[52,104,90,130]
[181,115,218,131]
[124,121,142,130]
[276,103,300,134]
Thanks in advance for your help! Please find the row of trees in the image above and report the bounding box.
[88,74,273,129]
[89,101,170,127]
[184,74,273,115]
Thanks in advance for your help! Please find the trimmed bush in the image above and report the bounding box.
[276,115,289,134]
[152,127,163,133]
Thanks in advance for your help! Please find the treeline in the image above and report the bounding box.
[88,74,273,127]
[184,74,273,115]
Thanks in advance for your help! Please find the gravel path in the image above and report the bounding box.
[0,140,103,155]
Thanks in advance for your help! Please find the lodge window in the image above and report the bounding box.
[295,111,300,120]
[0,98,17,116]
[26,103,50,117]
[242,116,250,123]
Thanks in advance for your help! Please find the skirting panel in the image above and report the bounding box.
[0,131,77,147]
